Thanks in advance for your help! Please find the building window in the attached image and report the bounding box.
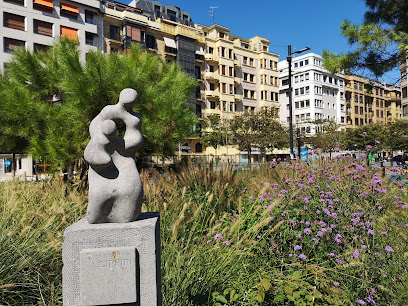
[33,0,53,13]
[33,19,52,36]
[154,5,161,17]
[60,3,79,19]
[167,9,177,22]
[403,86,407,99]
[146,34,157,49]
[34,43,49,52]
[210,101,216,109]
[110,25,120,41]
[85,10,95,24]
[3,12,25,31]
[4,0,25,6]
[219,32,225,38]
[194,66,201,79]
[304,59,309,65]
[85,32,95,46]
[195,143,203,153]
[60,26,78,40]
[4,37,25,53]
[126,25,144,43]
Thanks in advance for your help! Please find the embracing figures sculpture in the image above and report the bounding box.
[84,88,143,224]
[63,88,161,305]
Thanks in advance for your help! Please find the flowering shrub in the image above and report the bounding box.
[201,158,408,305]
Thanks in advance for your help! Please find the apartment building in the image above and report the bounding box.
[0,0,104,69]
[103,0,206,155]
[344,74,402,129]
[401,60,408,118]
[279,53,346,135]
[103,1,201,74]
[103,2,280,160]
[195,24,279,119]
[192,24,280,160]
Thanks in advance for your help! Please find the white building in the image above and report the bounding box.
[279,53,346,135]
[0,0,104,70]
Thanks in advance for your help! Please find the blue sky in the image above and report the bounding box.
[121,0,400,84]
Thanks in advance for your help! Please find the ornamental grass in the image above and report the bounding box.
[0,157,407,305]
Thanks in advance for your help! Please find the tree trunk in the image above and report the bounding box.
[248,147,252,169]
[390,149,394,167]
[12,152,15,177]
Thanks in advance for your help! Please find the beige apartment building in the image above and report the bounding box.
[401,60,408,118]
[195,24,280,160]
[344,75,402,129]
[101,2,280,161]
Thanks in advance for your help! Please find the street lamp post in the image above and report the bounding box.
[287,45,310,159]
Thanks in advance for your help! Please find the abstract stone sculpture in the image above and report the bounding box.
[84,88,143,224]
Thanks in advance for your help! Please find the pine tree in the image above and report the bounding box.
[322,0,408,80]
[0,38,197,174]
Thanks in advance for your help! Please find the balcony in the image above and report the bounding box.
[234,59,240,68]
[164,46,177,57]
[204,71,219,81]
[195,54,204,63]
[234,94,242,101]
[204,108,222,116]
[234,77,241,85]
[205,53,219,63]
[206,90,219,100]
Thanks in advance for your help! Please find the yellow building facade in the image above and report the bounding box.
[101,2,281,162]
[195,24,280,161]
[344,75,402,129]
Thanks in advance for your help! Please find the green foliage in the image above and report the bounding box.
[308,120,346,153]
[387,120,408,151]
[0,179,86,305]
[229,110,288,166]
[345,123,386,150]
[345,121,408,154]
[201,114,227,149]
[322,0,408,78]
[0,38,197,170]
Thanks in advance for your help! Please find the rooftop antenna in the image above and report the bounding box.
[209,6,218,25]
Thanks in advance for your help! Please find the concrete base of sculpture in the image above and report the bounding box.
[62,213,161,306]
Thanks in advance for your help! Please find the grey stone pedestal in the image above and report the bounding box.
[62,212,161,306]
